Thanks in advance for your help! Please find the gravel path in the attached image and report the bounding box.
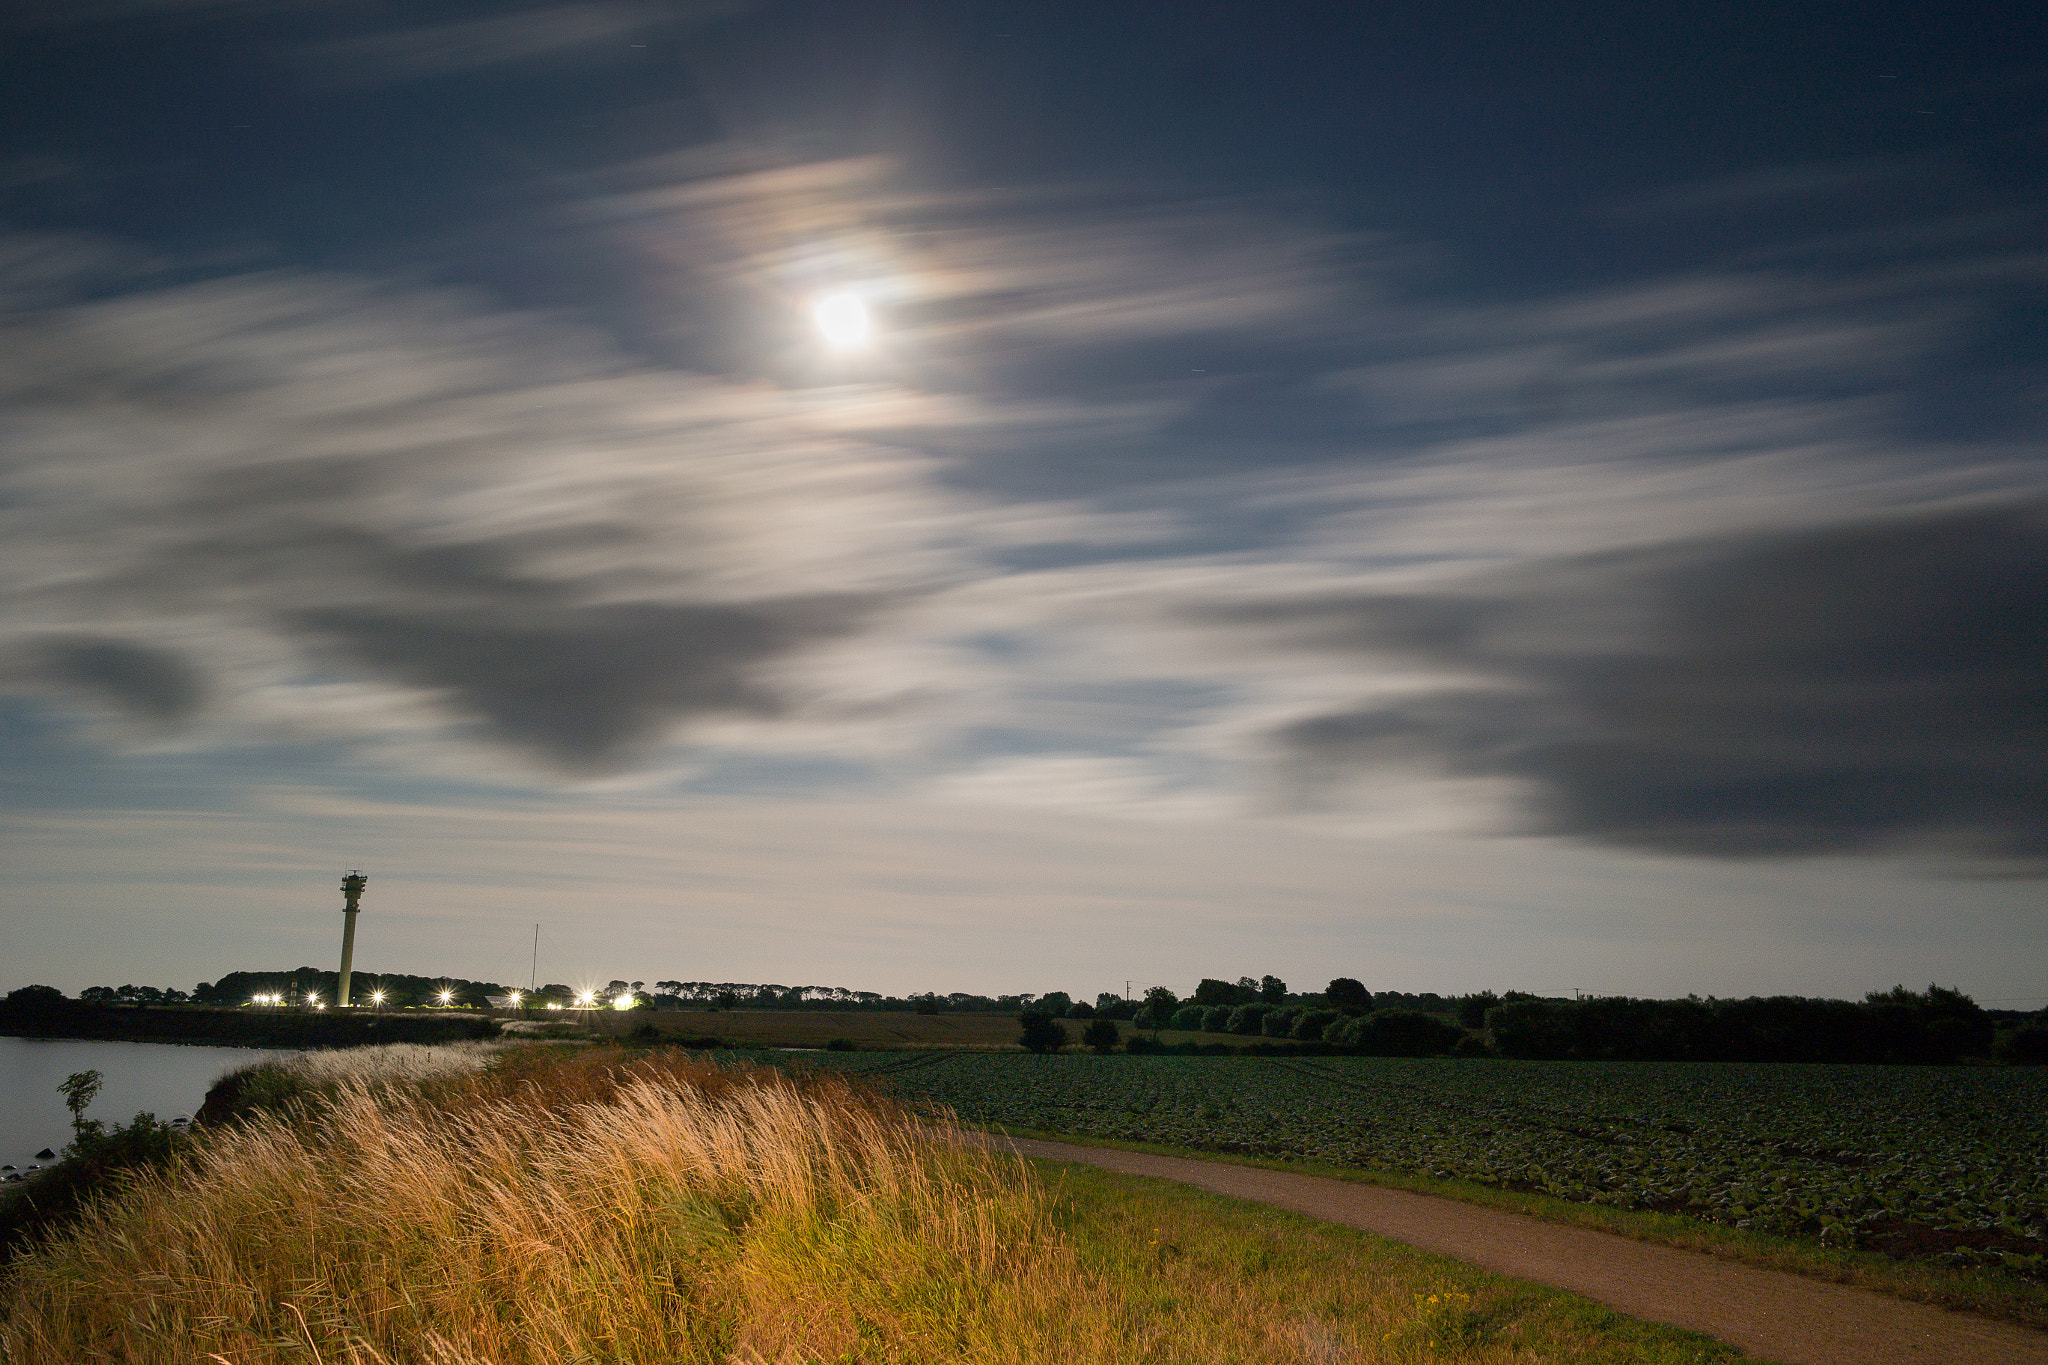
[1003,1136,2048,1365]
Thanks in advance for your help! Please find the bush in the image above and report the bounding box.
[1200,1005,1234,1034]
[1456,991,1499,1029]
[1290,1008,1339,1041]
[2002,1025,2048,1065]
[0,1112,190,1262]
[1017,1013,1069,1054]
[1064,1001,1096,1019]
[1259,1008,1299,1038]
[1225,1003,1271,1036]
[1168,1005,1207,1031]
[1123,1035,1164,1054]
[1450,1033,1496,1058]
[1080,1018,1121,1053]
[1352,1009,1465,1057]
[823,1038,857,1052]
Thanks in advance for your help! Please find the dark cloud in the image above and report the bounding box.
[295,596,876,770]
[1237,500,2048,865]
[14,636,206,725]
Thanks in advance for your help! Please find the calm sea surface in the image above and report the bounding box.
[0,1036,289,1171]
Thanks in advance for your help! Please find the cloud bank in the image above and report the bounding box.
[1233,500,2048,864]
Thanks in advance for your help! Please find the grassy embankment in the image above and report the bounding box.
[0,1042,1743,1364]
[982,1124,2048,1334]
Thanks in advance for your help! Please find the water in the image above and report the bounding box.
[0,1037,288,1171]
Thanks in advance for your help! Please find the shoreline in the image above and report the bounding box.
[0,1002,499,1051]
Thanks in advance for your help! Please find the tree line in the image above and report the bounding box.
[10,970,2044,1066]
[1016,979,2048,1065]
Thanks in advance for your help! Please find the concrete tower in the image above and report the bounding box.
[337,871,368,1008]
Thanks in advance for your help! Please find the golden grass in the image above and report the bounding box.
[272,1040,507,1088]
[1,1047,1742,1364]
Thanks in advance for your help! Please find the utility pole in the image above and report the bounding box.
[531,923,539,992]
[336,871,368,1008]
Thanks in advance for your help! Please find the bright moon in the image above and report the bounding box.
[812,292,872,348]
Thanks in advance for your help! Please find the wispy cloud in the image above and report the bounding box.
[297,3,750,86]
[0,261,964,772]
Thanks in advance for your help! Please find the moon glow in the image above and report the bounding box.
[812,292,873,348]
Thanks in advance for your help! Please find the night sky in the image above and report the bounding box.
[3,0,2044,1004]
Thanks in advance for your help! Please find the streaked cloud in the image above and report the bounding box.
[297,3,750,86]
[1219,500,2048,867]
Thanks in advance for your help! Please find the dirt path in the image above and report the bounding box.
[1002,1137,2048,1365]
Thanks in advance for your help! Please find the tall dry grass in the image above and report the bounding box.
[0,1050,1134,1365]
[273,1039,507,1088]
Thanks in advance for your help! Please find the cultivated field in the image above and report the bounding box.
[800,1051,2048,1273]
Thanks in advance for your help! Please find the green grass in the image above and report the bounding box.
[1048,1159,1751,1364]
[987,1123,2048,1333]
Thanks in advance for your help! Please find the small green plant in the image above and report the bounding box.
[1386,1286,1484,1354]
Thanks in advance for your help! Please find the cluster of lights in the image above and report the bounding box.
[248,993,284,1006]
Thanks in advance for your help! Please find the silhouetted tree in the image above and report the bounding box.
[1081,1018,1121,1053]
[1457,991,1500,1029]
[3,985,65,1012]
[1259,975,1288,1004]
[1325,978,1373,1014]
[1348,1008,1464,1056]
[1018,1013,1069,1054]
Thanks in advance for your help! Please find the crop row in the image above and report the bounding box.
[799,1052,2048,1266]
